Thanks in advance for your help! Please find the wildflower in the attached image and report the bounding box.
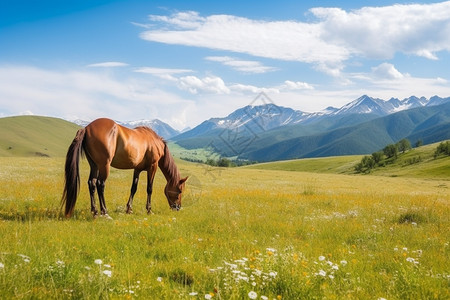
[104,264,111,268]
[268,271,277,278]
[56,260,65,267]
[261,296,268,300]
[189,292,198,296]
[317,270,326,277]
[318,256,326,261]
[157,277,163,282]
[204,294,212,300]
[0,262,4,269]
[248,291,257,299]
[94,259,103,265]
[102,270,112,277]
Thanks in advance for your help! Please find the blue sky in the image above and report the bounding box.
[1,0,450,129]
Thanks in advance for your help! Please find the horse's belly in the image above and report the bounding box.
[110,153,142,169]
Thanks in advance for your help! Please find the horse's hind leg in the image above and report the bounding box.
[87,156,99,217]
[97,164,110,217]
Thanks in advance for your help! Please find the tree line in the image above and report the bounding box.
[355,139,450,173]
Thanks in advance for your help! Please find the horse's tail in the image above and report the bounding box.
[61,128,86,217]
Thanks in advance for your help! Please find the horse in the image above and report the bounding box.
[61,118,188,218]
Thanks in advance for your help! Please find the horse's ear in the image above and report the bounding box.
[179,176,188,185]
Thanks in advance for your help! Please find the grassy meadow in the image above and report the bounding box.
[0,156,449,299]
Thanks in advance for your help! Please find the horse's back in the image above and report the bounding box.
[84,118,118,163]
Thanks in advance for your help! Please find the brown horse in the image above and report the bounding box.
[62,118,188,218]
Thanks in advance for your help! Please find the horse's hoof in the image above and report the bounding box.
[101,214,113,220]
[147,210,154,215]
[126,208,133,214]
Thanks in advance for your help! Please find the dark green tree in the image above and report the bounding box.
[397,138,411,153]
[383,144,398,159]
[415,139,423,148]
[372,151,384,164]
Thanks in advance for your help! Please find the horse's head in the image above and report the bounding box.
[164,177,188,210]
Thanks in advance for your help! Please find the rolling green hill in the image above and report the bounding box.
[247,141,450,179]
[0,116,80,157]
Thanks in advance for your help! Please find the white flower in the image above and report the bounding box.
[328,274,335,279]
[261,296,268,300]
[204,294,212,300]
[102,270,112,277]
[94,259,103,265]
[248,291,257,299]
[56,260,65,266]
[103,264,111,268]
[318,270,326,277]
[340,260,347,266]
[157,277,163,282]
[318,256,326,261]
[189,292,198,296]
[268,271,277,278]
[332,265,339,270]
[24,258,30,263]
[0,262,4,269]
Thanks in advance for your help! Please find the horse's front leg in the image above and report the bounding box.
[146,163,157,214]
[126,169,140,214]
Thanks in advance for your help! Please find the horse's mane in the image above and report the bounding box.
[158,141,180,185]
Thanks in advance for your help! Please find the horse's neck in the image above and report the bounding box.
[158,144,180,185]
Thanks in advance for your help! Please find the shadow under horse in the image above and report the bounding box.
[61,118,188,218]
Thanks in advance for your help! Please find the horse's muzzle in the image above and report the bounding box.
[171,204,181,211]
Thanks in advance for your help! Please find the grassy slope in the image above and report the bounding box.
[0,115,80,157]
[247,141,450,179]
[0,157,448,299]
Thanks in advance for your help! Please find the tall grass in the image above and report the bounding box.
[0,157,449,299]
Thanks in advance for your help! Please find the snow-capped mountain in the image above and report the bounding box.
[174,95,450,141]
[71,118,180,139]
[172,104,309,141]
[332,95,442,116]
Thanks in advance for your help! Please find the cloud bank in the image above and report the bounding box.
[140,2,450,75]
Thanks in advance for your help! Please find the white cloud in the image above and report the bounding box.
[310,2,450,60]
[87,62,129,67]
[140,13,349,68]
[371,63,405,80]
[178,75,230,94]
[205,56,277,73]
[283,80,314,90]
[229,83,279,94]
[0,65,194,129]
[140,2,450,75]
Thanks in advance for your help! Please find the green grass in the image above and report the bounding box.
[246,155,363,174]
[0,116,80,157]
[0,157,449,299]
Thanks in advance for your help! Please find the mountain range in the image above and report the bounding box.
[70,95,450,162]
[172,95,450,161]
